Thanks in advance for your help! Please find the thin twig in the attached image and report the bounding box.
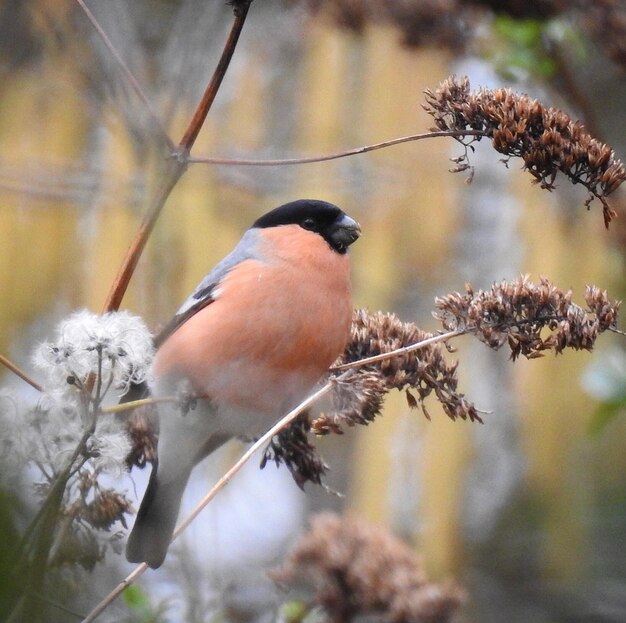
[80,378,335,623]
[0,353,43,392]
[330,329,465,372]
[74,0,174,151]
[102,395,177,414]
[178,0,253,153]
[188,129,486,166]
[100,2,253,313]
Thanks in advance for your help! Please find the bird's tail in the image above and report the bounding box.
[126,461,191,569]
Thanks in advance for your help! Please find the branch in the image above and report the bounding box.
[188,130,487,166]
[178,0,254,153]
[330,329,464,372]
[81,378,335,623]
[0,353,43,392]
[100,2,253,313]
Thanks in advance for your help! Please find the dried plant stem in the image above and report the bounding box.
[331,329,464,372]
[100,3,253,313]
[74,0,174,151]
[102,395,177,414]
[0,352,42,392]
[80,379,336,623]
[178,0,253,152]
[188,130,486,166]
[100,169,180,313]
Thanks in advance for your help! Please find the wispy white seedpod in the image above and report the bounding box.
[33,310,154,398]
[90,415,132,477]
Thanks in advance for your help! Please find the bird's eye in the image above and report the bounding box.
[302,218,317,231]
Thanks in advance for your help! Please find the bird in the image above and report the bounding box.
[125,199,361,568]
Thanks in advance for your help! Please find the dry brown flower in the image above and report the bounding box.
[123,404,158,468]
[424,76,626,226]
[434,275,621,359]
[315,308,480,433]
[260,412,328,489]
[81,487,133,531]
[272,513,465,623]
[263,309,478,488]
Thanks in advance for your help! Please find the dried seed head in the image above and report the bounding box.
[424,76,626,226]
[316,308,480,431]
[82,488,133,531]
[124,404,158,468]
[272,513,465,623]
[434,275,620,359]
[261,412,327,489]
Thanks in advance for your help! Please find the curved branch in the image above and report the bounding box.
[187,129,486,166]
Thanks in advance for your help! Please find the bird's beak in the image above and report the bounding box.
[331,214,361,250]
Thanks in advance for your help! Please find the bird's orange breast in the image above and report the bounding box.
[153,226,352,415]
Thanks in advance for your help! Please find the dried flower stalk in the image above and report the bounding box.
[434,276,620,360]
[424,76,626,226]
[262,278,619,488]
[272,513,465,623]
[316,309,480,435]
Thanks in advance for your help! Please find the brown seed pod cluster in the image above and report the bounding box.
[260,412,328,489]
[424,76,626,226]
[434,276,621,360]
[50,470,133,570]
[123,404,158,468]
[81,487,133,531]
[271,513,465,623]
[314,308,480,434]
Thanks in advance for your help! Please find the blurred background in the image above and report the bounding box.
[1,0,625,621]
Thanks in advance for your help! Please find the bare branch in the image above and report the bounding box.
[188,130,486,166]
[0,353,43,392]
[178,0,254,153]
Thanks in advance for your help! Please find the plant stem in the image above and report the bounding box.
[0,353,43,391]
[100,2,254,313]
[330,329,465,371]
[188,129,486,166]
[178,0,253,153]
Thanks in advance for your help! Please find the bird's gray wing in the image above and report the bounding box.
[154,229,261,348]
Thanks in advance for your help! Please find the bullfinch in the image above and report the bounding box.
[125,199,361,568]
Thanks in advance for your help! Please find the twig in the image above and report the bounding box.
[178,0,253,153]
[74,0,174,151]
[330,329,465,371]
[80,378,335,623]
[188,129,487,166]
[102,395,177,414]
[0,353,43,392]
[100,2,253,313]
